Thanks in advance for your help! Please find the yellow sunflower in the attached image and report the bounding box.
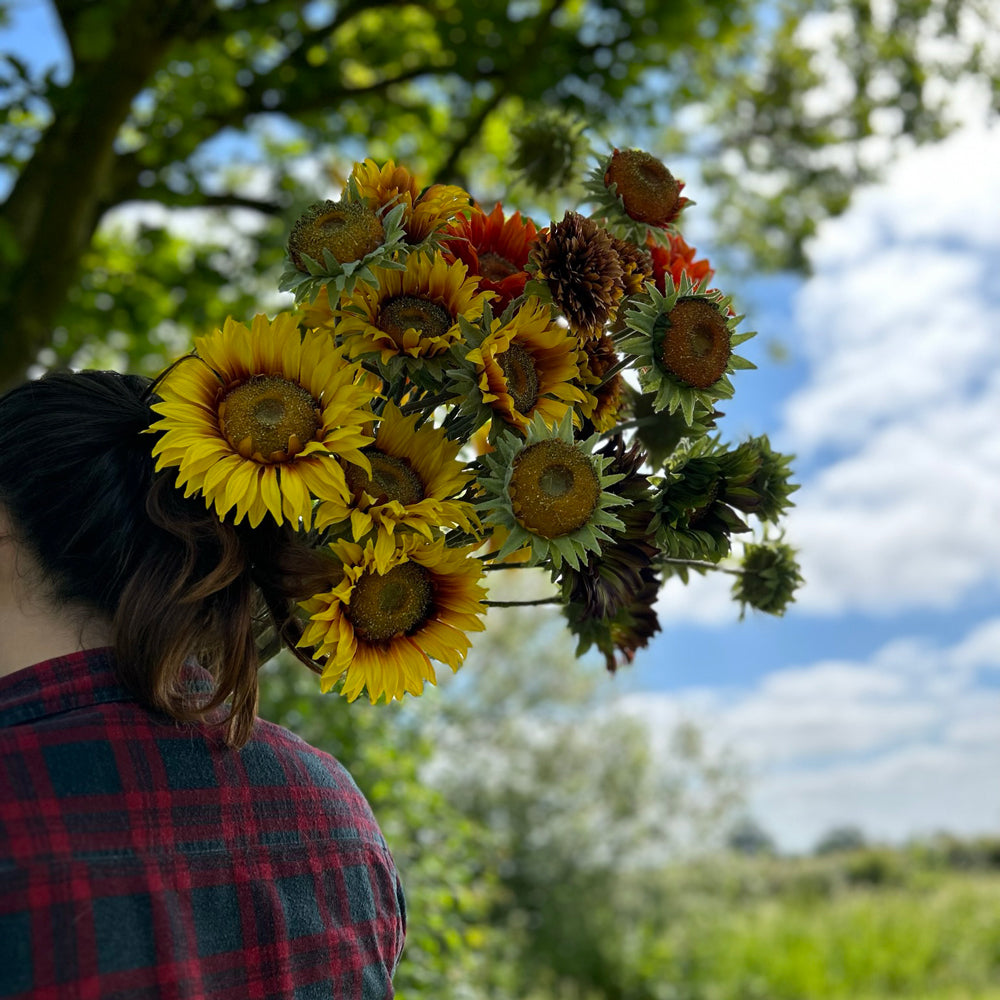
[350,158,471,242]
[150,314,378,529]
[337,253,492,364]
[314,403,478,562]
[477,411,627,570]
[460,295,586,432]
[576,333,625,432]
[295,286,336,333]
[299,535,488,702]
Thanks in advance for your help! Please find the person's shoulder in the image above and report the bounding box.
[244,716,355,790]
[240,718,387,845]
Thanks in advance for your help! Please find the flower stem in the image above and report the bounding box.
[482,597,562,607]
[597,354,635,387]
[399,390,457,415]
[660,557,744,576]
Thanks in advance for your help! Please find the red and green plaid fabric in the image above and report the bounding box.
[0,648,405,999]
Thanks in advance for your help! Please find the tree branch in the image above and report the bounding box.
[192,0,407,42]
[436,88,505,184]
[0,0,216,389]
[434,0,571,183]
[123,190,289,215]
[221,62,442,127]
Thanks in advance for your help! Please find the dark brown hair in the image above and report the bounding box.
[0,370,332,747]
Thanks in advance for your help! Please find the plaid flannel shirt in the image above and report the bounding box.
[0,648,405,999]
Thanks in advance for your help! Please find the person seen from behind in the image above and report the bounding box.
[0,370,406,999]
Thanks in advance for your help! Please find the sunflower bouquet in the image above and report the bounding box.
[149,149,801,703]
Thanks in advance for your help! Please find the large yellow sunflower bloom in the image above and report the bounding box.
[337,253,492,364]
[464,296,586,431]
[299,535,487,702]
[350,158,471,242]
[150,313,378,529]
[314,403,478,565]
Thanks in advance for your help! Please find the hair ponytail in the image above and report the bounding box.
[0,371,332,748]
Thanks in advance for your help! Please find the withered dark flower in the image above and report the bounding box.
[564,573,661,674]
[530,211,625,337]
[561,436,658,620]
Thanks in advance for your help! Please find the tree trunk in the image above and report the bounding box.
[0,0,212,392]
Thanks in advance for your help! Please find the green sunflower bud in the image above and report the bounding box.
[511,109,590,193]
[733,540,803,617]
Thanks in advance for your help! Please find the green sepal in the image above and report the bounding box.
[278,200,410,301]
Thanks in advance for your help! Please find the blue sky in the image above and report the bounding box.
[619,107,1000,849]
[4,1,999,851]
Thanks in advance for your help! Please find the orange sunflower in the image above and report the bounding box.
[336,253,492,364]
[314,402,478,562]
[442,203,540,311]
[150,314,377,528]
[460,295,585,432]
[299,535,488,702]
[648,232,714,295]
[350,158,472,243]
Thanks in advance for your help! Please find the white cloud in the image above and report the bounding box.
[774,121,1000,616]
[786,123,1000,452]
[788,385,1000,612]
[617,618,1000,851]
[655,124,1000,625]
[655,565,741,625]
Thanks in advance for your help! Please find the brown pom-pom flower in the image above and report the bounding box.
[529,211,625,337]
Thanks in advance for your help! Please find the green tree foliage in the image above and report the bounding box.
[699,0,1000,271]
[0,0,753,388]
[814,823,869,855]
[3,0,997,388]
[726,815,778,856]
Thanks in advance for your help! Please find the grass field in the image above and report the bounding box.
[624,853,1000,1000]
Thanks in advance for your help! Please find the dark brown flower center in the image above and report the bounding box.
[288,200,385,271]
[659,298,731,388]
[604,150,680,226]
[508,440,601,538]
[498,341,540,415]
[345,449,425,505]
[345,562,433,644]
[219,375,320,462]
[379,295,453,342]
[479,251,519,283]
